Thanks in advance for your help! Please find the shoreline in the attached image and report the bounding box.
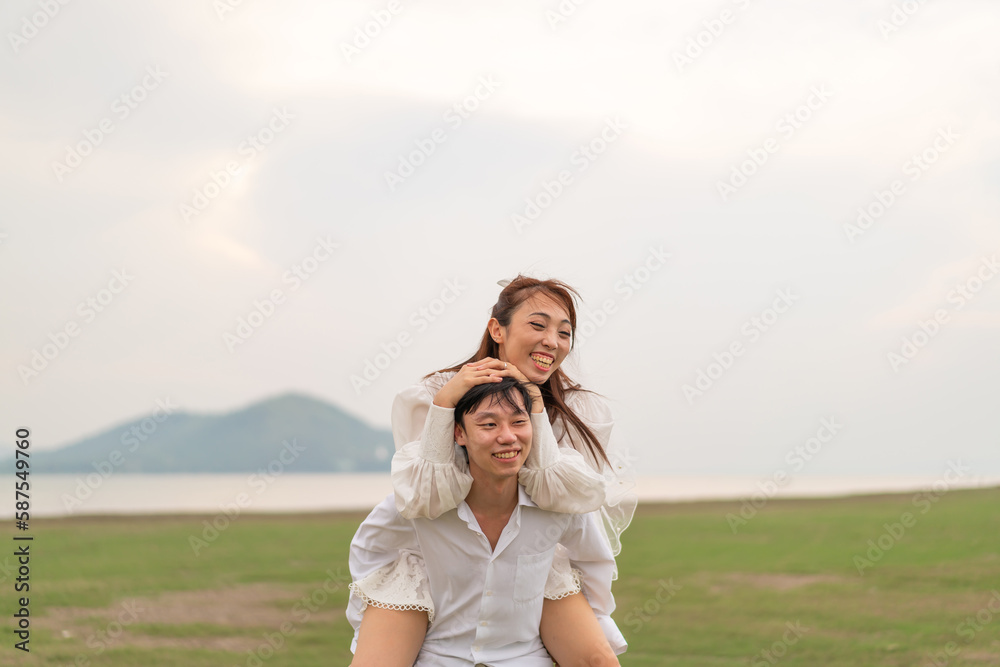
[27,483,1000,525]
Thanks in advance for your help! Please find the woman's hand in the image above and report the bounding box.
[434,358,544,413]
[494,360,544,413]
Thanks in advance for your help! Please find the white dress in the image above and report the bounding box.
[350,371,638,623]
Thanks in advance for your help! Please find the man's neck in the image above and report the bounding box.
[465,476,519,518]
[465,476,520,550]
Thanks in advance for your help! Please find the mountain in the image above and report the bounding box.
[7,393,394,474]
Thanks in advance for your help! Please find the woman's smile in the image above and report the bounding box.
[529,352,554,371]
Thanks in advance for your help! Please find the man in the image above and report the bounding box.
[347,377,625,666]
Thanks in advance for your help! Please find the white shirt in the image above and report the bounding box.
[348,489,625,666]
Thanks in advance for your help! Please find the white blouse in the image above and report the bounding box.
[390,371,637,561]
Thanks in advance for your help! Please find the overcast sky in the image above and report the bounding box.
[2,0,998,477]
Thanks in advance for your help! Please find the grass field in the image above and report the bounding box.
[2,486,999,666]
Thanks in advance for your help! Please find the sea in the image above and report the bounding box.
[3,473,998,519]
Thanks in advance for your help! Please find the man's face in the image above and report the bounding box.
[455,390,533,483]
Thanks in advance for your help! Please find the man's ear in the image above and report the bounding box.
[454,423,466,446]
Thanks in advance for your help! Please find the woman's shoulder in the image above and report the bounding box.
[390,370,459,445]
[396,370,457,403]
[420,370,457,391]
[563,387,613,423]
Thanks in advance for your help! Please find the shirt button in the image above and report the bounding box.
[480,621,488,626]
[472,645,481,652]
[485,590,493,596]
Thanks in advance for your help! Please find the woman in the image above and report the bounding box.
[350,275,637,666]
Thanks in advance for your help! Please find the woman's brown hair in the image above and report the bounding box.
[426,275,610,467]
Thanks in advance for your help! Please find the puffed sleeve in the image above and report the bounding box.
[517,408,607,514]
[389,372,474,520]
[561,391,638,561]
[390,372,450,451]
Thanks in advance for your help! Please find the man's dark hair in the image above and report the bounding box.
[454,376,534,430]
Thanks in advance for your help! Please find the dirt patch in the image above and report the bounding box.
[110,635,263,652]
[964,650,1000,662]
[39,583,343,652]
[709,572,846,593]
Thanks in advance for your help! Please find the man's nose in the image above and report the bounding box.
[497,423,517,443]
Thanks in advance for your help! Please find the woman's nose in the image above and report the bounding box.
[541,329,556,349]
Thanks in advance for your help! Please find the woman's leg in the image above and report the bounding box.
[541,592,621,667]
[350,606,427,667]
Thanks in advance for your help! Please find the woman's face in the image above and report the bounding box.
[491,292,573,384]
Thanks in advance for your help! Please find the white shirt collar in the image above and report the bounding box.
[517,483,538,509]
[456,483,537,531]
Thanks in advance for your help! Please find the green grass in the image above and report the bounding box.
[2,487,999,666]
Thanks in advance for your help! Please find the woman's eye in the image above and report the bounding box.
[530,322,544,329]
[559,331,571,338]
